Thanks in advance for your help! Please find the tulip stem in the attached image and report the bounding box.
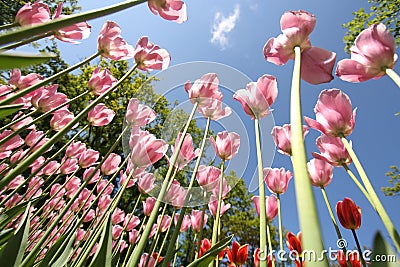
[128,102,199,267]
[277,194,284,267]
[341,137,400,252]
[255,118,268,267]
[320,187,345,245]
[266,222,275,267]
[351,229,367,267]
[290,45,327,266]
[0,31,54,50]
[385,68,400,88]
[342,164,373,205]
[0,22,18,31]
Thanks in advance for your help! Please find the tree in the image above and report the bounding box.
[342,0,400,52]
[382,166,400,196]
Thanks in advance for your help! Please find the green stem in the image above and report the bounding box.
[0,109,36,132]
[0,63,136,189]
[0,22,18,31]
[195,194,208,260]
[277,194,284,267]
[290,45,327,266]
[172,237,180,267]
[127,102,199,266]
[266,222,275,267]
[0,0,147,46]
[342,164,373,206]
[255,118,267,267]
[385,68,400,88]
[156,209,176,263]
[341,137,400,252]
[0,32,53,50]
[351,229,367,267]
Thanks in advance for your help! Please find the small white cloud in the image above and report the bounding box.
[211,4,240,50]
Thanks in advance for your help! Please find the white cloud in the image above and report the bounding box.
[210,5,240,50]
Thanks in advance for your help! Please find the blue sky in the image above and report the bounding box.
[56,0,400,256]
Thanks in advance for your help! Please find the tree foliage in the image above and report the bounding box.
[382,166,400,196]
[342,0,400,53]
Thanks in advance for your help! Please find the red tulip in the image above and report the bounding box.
[336,197,362,230]
[336,23,397,82]
[304,89,356,137]
[233,74,278,119]
[226,241,249,266]
[336,250,362,267]
[198,238,212,258]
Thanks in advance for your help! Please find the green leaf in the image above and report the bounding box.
[0,104,24,119]
[0,50,54,70]
[370,232,399,267]
[0,202,30,267]
[0,229,14,248]
[89,212,113,267]
[0,195,44,230]
[187,234,233,267]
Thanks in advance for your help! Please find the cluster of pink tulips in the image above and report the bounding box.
[0,1,399,267]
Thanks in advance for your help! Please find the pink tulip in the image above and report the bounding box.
[31,85,69,113]
[271,124,308,156]
[10,149,26,164]
[98,195,111,212]
[208,199,231,217]
[50,184,65,198]
[11,112,34,131]
[88,67,118,95]
[8,175,25,190]
[196,165,221,192]
[139,253,157,267]
[83,209,95,223]
[78,148,99,168]
[313,135,352,166]
[119,167,145,189]
[184,73,222,106]
[164,180,187,208]
[97,21,134,60]
[29,156,45,175]
[50,109,76,131]
[124,215,140,231]
[24,129,43,147]
[129,130,168,168]
[125,98,156,127]
[174,213,191,232]
[97,179,114,195]
[148,0,187,23]
[65,141,86,159]
[336,23,397,82]
[264,167,293,195]
[168,133,199,170]
[112,225,124,240]
[9,69,43,90]
[307,158,334,187]
[133,36,171,71]
[60,158,79,175]
[233,74,278,119]
[210,178,231,199]
[87,103,115,126]
[112,208,125,225]
[304,89,356,137]
[52,3,91,44]
[198,98,232,120]
[191,210,208,232]
[0,130,24,159]
[210,131,240,161]
[143,197,157,216]
[263,10,336,85]
[157,215,172,232]
[42,160,60,175]
[15,1,51,26]
[101,153,121,175]
[252,195,278,221]
[137,172,156,194]
[129,230,140,244]
[64,176,81,198]
[83,167,101,184]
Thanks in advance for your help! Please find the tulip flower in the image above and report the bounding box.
[252,195,278,221]
[233,74,278,119]
[65,141,86,159]
[101,153,121,175]
[112,208,125,225]
[336,197,361,230]
[97,21,134,60]
[139,253,157,267]
[0,130,24,159]
[184,73,222,106]
[78,148,99,168]
[226,241,249,267]
[304,89,356,137]
[336,23,397,82]
[191,210,208,232]
[129,130,168,168]
[60,158,79,175]
[15,1,51,26]
[9,69,43,90]
[271,124,308,156]
[83,167,100,184]
[336,250,362,267]
[50,109,76,131]
[196,165,221,192]
[307,158,333,187]
[198,98,232,120]
[210,131,240,161]
[133,36,171,71]
[263,10,336,84]
[174,213,191,232]
[137,173,156,194]
[87,103,115,126]
[148,0,187,23]
[167,133,199,170]
[97,179,114,195]
[208,199,231,217]
[88,67,118,96]
[11,112,34,131]
[143,197,157,216]
[313,135,352,166]
[198,238,212,258]
[128,230,139,244]
[125,98,157,127]
[157,215,172,232]
[264,167,293,195]
[52,3,91,44]
[31,85,69,113]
